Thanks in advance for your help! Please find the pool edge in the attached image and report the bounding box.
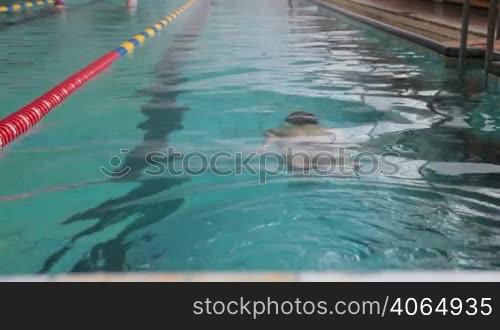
[312,0,486,59]
[2,271,500,282]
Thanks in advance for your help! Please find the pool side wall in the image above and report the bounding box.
[312,0,486,58]
[1,272,500,282]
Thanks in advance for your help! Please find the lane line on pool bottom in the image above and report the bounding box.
[0,0,197,149]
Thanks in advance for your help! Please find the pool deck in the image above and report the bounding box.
[1,272,500,282]
[315,0,500,68]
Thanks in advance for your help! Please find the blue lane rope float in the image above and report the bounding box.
[0,0,196,148]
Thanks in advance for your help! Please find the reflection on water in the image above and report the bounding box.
[1,0,500,273]
[40,0,213,272]
[120,0,500,271]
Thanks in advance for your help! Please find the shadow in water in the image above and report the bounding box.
[40,0,212,272]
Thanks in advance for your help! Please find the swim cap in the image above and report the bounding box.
[285,111,319,125]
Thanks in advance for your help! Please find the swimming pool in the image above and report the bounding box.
[1,0,500,274]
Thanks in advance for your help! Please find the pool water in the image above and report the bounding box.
[1,0,500,274]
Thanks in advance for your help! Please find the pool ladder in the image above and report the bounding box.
[459,0,500,87]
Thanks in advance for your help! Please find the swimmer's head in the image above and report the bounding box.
[285,111,319,126]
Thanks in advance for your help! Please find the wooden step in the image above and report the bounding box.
[323,0,486,42]
[445,0,489,9]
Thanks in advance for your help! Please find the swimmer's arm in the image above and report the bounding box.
[257,130,280,153]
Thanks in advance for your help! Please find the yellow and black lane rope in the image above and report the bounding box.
[115,0,196,56]
[0,0,57,14]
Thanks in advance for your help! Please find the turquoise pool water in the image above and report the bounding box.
[1,0,500,274]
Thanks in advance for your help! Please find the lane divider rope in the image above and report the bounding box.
[0,0,56,14]
[0,0,196,148]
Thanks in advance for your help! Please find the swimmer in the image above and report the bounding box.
[127,0,138,8]
[263,111,332,144]
[260,111,357,172]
